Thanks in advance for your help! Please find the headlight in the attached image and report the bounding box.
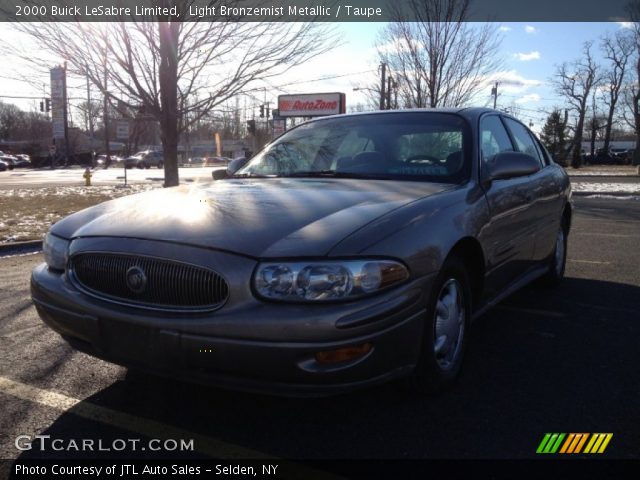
[43,232,70,271]
[254,260,409,302]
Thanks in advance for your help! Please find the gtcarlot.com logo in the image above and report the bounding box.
[536,433,613,454]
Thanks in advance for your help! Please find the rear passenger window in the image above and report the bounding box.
[503,118,544,167]
[480,115,513,163]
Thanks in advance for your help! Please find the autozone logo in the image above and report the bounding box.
[278,93,344,117]
[280,99,338,111]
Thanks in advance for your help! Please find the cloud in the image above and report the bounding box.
[486,70,543,93]
[514,51,541,61]
[525,25,537,34]
[499,26,512,32]
[515,93,541,104]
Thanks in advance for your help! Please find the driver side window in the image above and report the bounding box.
[480,116,513,164]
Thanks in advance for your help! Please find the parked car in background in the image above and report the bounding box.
[32,108,572,396]
[205,156,231,166]
[185,156,206,167]
[0,155,29,169]
[95,155,123,167]
[124,151,164,169]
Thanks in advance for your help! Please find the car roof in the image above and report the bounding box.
[303,107,504,126]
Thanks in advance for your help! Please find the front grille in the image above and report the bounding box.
[70,253,228,311]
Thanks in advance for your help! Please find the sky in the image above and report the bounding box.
[0,21,632,135]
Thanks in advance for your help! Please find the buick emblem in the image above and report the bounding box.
[126,266,147,294]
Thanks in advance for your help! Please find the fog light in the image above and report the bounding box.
[315,343,372,364]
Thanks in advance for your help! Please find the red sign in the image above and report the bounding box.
[278,92,346,117]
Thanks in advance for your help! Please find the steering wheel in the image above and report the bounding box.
[406,154,440,164]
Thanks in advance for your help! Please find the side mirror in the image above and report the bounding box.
[485,152,540,182]
[212,169,228,180]
[212,157,249,180]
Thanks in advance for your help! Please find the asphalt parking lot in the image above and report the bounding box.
[0,195,638,466]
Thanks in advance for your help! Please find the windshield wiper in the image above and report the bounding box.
[278,170,393,180]
[230,172,274,178]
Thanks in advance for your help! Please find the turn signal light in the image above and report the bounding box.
[315,343,372,364]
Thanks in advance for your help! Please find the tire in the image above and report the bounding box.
[137,162,145,169]
[157,161,163,169]
[540,218,568,287]
[407,256,472,394]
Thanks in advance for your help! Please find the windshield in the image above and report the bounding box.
[237,112,471,183]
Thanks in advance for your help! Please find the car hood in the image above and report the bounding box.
[53,178,452,257]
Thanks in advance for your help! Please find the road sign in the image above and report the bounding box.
[50,67,66,140]
[272,119,286,139]
[116,120,130,140]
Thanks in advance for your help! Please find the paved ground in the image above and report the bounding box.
[0,196,638,465]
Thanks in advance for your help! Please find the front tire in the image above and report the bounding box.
[157,161,163,169]
[408,256,471,394]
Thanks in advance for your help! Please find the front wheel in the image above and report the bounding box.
[407,256,471,394]
[157,161,163,169]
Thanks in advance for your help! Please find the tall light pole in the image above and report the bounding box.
[379,63,386,110]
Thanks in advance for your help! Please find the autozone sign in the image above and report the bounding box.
[278,92,346,117]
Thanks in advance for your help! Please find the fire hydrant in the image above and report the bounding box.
[83,167,92,186]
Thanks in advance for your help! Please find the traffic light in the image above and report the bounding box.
[45,99,51,112]
[39,101,44,112]
[247,119,256,134]
[259,104,265,118]
[265,105,270,118]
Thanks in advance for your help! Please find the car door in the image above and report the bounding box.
[502,117,562,263]
[478,114,539,297]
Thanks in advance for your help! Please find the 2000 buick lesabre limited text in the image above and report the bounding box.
[31,109,571,395]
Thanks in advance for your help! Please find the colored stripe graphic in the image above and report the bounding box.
[583,433,613,454]
[536,433,565,453]
[538,433,612,454]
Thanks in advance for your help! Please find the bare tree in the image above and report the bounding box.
[624,0,640,166]
[375,0,502,109]
[12,1,337,186]
[553,42,601,168]
[600,30,634,154]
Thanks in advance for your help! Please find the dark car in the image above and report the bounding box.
[124,150,164,169]
[0,155,19,170]
[31,109,572,396]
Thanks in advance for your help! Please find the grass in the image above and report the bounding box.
[0,185,158,243]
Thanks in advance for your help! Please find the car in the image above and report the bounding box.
[124,150,164,169]
[185,156,206,167]
[31,108,572,396]
[205,156,231,166]
[0,155,30,169]
[0,159,7,171]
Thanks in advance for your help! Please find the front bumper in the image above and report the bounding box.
[31,253,433,396]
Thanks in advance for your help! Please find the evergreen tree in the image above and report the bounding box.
[540,109,568,166]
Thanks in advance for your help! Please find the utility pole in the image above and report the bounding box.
[62,62,70,166]
[379,62,386,110]
[491,82,499,109]
[393,78,399,109]
[386,75,393,110]
[86,68,94,166]
[103,53,111,169]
